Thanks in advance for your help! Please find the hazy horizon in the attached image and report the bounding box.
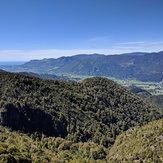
[0,50,162,62]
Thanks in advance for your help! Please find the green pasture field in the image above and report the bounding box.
[112,78,163,95]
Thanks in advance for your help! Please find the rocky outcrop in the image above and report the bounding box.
[0,103,67,137]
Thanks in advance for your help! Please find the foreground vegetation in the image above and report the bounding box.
[108,119,163,163]
[0,118,163,163]
[0,71,163,162]
[0,125,108,163]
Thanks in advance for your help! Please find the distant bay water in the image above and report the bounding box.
[0,61,27,66]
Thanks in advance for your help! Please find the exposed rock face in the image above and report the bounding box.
[0,103,67,137]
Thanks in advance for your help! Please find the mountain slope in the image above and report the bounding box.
[1,51,163,82]
[0,71,162,148]
[108,118,163,162]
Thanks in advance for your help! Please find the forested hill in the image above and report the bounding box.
[0,71,162,149]
[1,51,163,82]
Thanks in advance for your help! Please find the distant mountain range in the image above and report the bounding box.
[1,51,163,82]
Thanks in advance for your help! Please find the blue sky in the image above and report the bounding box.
[0,0,163,61]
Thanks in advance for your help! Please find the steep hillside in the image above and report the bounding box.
[108,119,163,162]
[1,51,163,82]
[0,71,162,148]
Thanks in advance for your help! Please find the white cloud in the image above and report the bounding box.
[114,41,163,52]
[89,36,111,42]
[119,41,147,45]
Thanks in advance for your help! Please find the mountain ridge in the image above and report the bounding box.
[1,51,163,82]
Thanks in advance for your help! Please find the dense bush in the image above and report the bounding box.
[0,71,162,149]
[108,119,163,162]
